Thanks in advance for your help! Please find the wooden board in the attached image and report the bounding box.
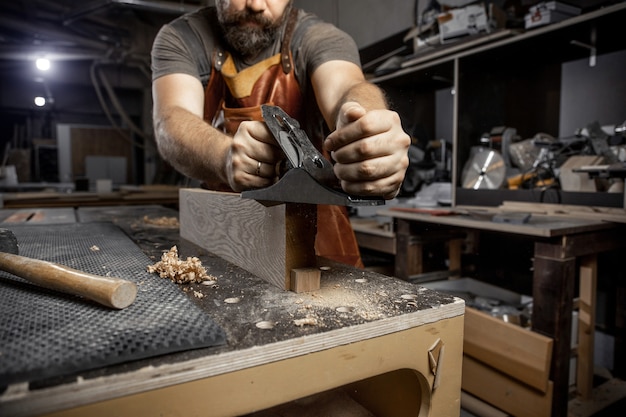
[0,187,180,209]
[351,218,396,255]
[462,355,553,417]
[11,315,465,417]
[463,307,553,392]
[378,208,613,237]
[69,126,132,183]
[0,208,77,225]
[179,189,316,290]
[499,201,626,224]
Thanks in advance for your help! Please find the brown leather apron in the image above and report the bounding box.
[203,8,363,268]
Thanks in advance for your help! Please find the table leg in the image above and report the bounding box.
[616,283,626,379]
[532,245,576,417]
[448,238,463,278]
[394,219,421,280]
[577,254,598,400]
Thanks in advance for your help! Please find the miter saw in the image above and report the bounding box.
[460,126,518,190]
[571,119,626,180]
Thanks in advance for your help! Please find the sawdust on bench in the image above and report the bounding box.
[147,245,215,284]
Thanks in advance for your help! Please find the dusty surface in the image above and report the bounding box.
[23,205,458,387]
[167,238,456,351]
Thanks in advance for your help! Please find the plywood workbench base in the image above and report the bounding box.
[17,315,464,417]
[0,205,465,417]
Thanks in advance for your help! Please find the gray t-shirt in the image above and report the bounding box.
[151,6,361,95]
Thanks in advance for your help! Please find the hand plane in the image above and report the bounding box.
[242,105,385,207]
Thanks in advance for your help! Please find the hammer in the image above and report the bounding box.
[0,228,137,309]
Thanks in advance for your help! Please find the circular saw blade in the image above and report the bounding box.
[461,149,506,189]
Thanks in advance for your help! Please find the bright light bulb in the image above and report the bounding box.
[36,58,51,71]
[34,96,46,107]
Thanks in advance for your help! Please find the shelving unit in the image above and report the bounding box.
[366,4,626,416]
[371,2,626,209]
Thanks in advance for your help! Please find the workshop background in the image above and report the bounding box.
[1,0,623,185]
[0,1,625,416]
[0,0,424,186]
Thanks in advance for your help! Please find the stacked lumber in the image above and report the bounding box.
[0,185,180,208]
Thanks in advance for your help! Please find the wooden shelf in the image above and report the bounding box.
[371,2,626,209]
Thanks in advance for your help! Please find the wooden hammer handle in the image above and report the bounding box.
[0,252,137,309]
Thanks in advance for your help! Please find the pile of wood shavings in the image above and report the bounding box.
[147,246,214,284]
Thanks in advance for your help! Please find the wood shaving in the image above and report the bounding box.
[147,246,214,284]
[142,215,179,227]
[90,245,100,251]
[294,316,318,327]
[193,291,204,299]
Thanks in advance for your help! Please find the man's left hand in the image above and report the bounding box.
[323,102,410,200]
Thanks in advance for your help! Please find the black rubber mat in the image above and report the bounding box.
[0,222,226,386]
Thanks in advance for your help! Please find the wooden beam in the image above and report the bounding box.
[535,229,625,259]
[532,252,575,417]
[447,238,463,277]
[179,189,316,290]
[576,255,597,400]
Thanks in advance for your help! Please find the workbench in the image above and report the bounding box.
[377,207,626,417]
[0,205,464,417]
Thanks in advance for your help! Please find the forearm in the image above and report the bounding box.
[336,81,389,115]
[319,67,411,200]
[154,105,230,188]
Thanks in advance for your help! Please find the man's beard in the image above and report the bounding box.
[216,3,288,59]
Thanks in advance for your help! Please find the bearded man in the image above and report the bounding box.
[151,0,410,267]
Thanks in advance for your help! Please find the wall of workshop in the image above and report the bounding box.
[295,0,486,49]
[295,0,415,49]
[0,14,159,184]
[0,60,151,183]
[0,0,425,185]
[0,61,147,125]
[559,49,626,137]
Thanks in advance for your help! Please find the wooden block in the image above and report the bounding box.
[559,155,603,192]
[290,268,321,293]
[179,189,317,290]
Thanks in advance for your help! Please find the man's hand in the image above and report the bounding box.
[225,120,284,192]
[323,102,410,200]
